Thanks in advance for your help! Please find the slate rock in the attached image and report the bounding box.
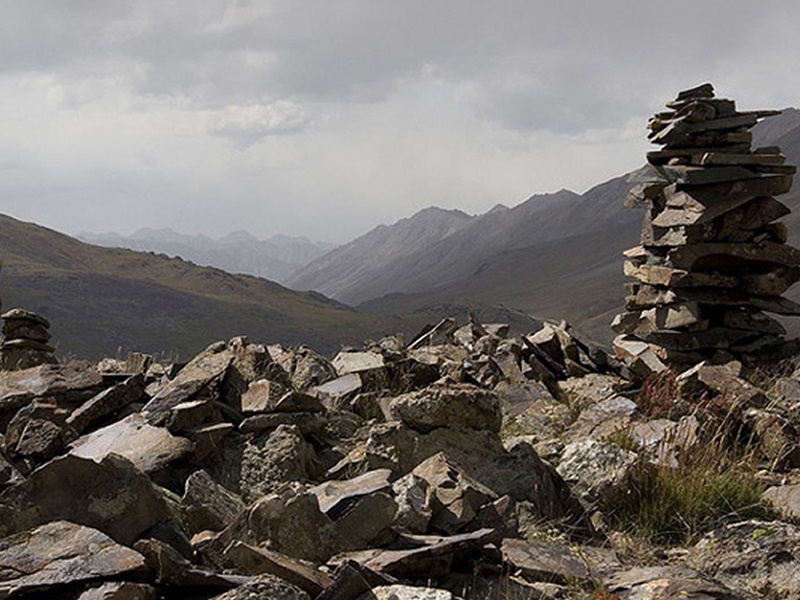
[356,585,456,600]
[556,440,641,511]
[142,340,233,425]
[181,469,246,534]
[410,452,496,534]
[388,383,502,433]
[66,374,146,434]
[685,520,800,598]
[0,521,146,598]
[69,413,193,474]
[211,483,339,563]
[75,582,158,600]
[763,484,800,525]
[606,565,744,599]
[1,453,171,546]
[208,574,310,600]
[502,537,620,587]
[222,541,332,597]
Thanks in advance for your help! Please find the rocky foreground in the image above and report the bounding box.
[2,315,800,599]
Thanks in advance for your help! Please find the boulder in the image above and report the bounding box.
[0,521,146,598]
[685,520,800,598]
[208,574,310,600]
[238,424,322,502]
[763,484,800,524]
[356,585,456,600]
[388,383,502,433]
[69,413,193,474]
[66,374,146,434]
[1,453,171,546]
[181,469,246,534]
[410,452,496,534]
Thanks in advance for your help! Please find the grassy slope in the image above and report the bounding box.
[0,215,396,359]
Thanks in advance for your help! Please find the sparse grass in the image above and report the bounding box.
[609,417,772,545]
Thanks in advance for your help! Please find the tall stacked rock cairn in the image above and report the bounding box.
[613,83,800,369]
[0,308,57,370]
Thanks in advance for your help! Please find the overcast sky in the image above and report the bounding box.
[1,1,799,244]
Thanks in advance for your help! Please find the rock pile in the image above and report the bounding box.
[3,312,800,598]
[1,309,57,370]
[613,83,800,368]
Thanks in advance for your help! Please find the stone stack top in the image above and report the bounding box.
[614,84,800,369]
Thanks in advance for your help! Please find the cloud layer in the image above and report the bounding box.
[1,1,799,242]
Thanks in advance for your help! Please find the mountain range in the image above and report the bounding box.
[77,228,336,284]
[287,108,800,344]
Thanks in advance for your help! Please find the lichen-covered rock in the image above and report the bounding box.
[686,520,800,599]
[388,383,502,433]
[0,521,146,598]
[556,440,641,511]
[209,574,310,600]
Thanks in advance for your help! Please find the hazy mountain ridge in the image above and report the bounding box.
[78,227,336,284]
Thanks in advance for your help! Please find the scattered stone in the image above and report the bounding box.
[181,469,246,534]
[208,574,311,600]
[606,565,743,599]
[685,520,800,598]
[69,413,193,474]
[388,383,502,433]
[763,484,800,524]
[1,453,170,546]
[556,440,641,512]
[0,521,146,598]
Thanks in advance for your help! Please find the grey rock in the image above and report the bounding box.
[69,413,193,474]
[0,521,146,598]
[66,374,146,434]
[75,582,158,600]
[222,541,332,597]
[606,565,744,599]
[310,469,393,516]
[208,574,311,600]
[142,340,233,425]
[556,440,641,511]
[239,424,322,503]
[391,473,433,534]
[1,453,171,546]
[356,585,456,600]
[181,469,246,534]
[388,383,502,433]
[686,520,800,599]
[502,537,620,587]
[763,484,800,524]
[410,452,495,534]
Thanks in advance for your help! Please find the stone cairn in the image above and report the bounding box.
[613,83,800,368]
[1,308,57,370]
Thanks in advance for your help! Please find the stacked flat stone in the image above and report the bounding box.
[613,83,800,365]
[1,309,57,370]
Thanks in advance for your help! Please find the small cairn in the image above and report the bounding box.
[613,83,800,369]
[1,308,58,370]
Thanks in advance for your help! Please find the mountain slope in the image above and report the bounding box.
[0,215,387,359]
[78,228,335,284]
[286,207,476,301]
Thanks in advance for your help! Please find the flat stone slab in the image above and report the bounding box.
[310,469,393,515]
[332,351,385,375]
[0,521,146,598]
[69,413,193,473]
